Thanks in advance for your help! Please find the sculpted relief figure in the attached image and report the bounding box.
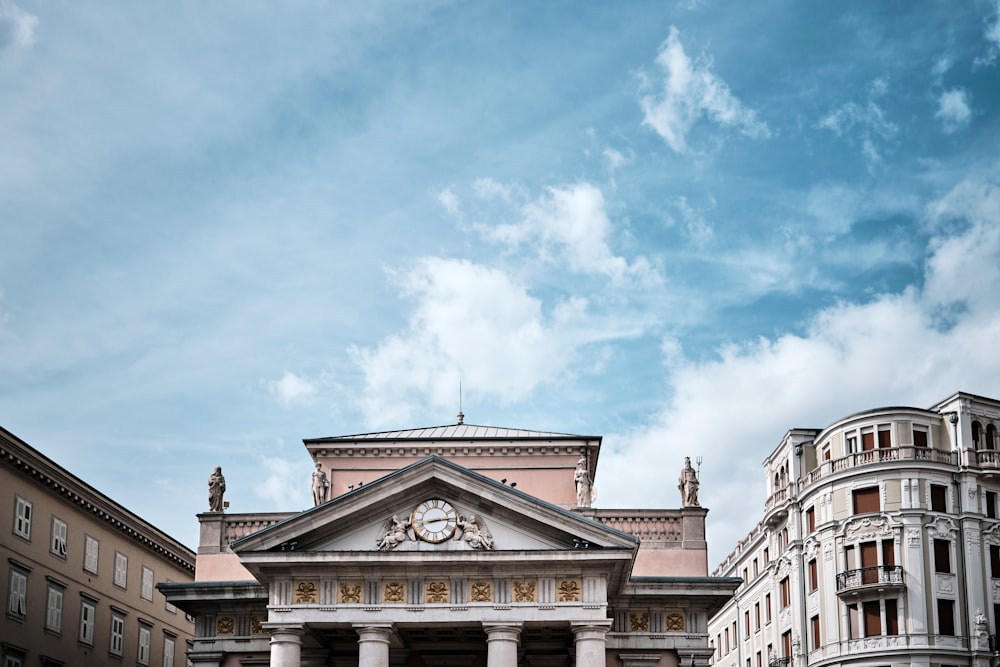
[678,456,700,507]
[208,466,226,512]
[376,515,411,551]
[457,514,494,550]
[574,458,595,507]
[311,462,330,506]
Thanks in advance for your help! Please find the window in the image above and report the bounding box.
[853,486,880,514]
[885,598,898,635]
[79,599,96,644]
[138,624,151,665]
[754,601,760,630]
[753,558,759,577]
[938,598,956,635]
[847,603,860,639]
[992,545,1000,578]
[863,599,881,636]
[7,567,27,618]
[141,567,154,602]
[882,538,895,567]
[934,539,952,573]
[50,517,67,558]
[724,627,730,653]
[84,535,99,574]
[45,583,64,633]
[861,429,875,451]
[1,645,25,667]
[765,593,772,623]
[877,426,891,449]
[988,491,998,519]
[756,650,761,667]
[779,577,790,608]
[13,497,31,540]
[763,547,769,563]
[743,567,748,584]
[114,552,127,589]
[162,635,175,667]
[810,614,820,650]
[930,484,948,512]
[808,558,818,591]
[846,435,857,453]
[781,630,792,658]
[913,427,928,447]
[823,446,831,460]
[745,609,751,635]
[805,506,815,533]
[110,613,125,655]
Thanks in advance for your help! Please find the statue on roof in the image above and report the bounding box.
[208,466,226,512]
[574,457,594,507]
[678,456,700,507]
[311,462,330,506]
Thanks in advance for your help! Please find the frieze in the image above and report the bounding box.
[937,573,956,596]
[250,616,264,635]
[665,611,685,632]
[629,612,650,632]
[425,580,450,603]
[293,580,319,604]
[216,616,234,635]
[557,578,582,602]
[512,579,537,603]
[470,580,493,602]
[906,527,921,547]
[338,581,363,604]
[383,581,406,603]
[843,515,892,542]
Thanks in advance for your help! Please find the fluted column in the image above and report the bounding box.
[355,624,393,667]
[484,623,522,667]
[266,624,304,667]
[572,622,611,667]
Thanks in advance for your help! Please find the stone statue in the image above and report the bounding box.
[208,466,226,512]
[457,514,494,550]
[574,458,594,507]
[678,456,699,507]
[311,462,330,506]
[376,515,411,551]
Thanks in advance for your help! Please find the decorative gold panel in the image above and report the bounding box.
[425,580,450,603]
[216,616,235,635]
[293,580,319,604]
[250,616,264,635]
[556,578,582,602]
[383,581,406,603]
[629,612,650,632]
[469,580,493,602]
[512,579,537,602]
[666,611,685,632]
[338,581,363,604]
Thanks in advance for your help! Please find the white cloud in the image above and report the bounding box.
[254,456,309,509]
[818,84,898,172]
[597,173,1000,565]
[666,196,714,247]
[437,187,460,217]
[640,26,770,153]
[976,0,1000,66]
[268,371,318,407]
[473,177,515,202]
[602,147,628,172]
[0,0,37,53]
[936,88,972,133]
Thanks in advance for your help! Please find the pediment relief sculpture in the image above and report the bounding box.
[843,514,893,542]
[376,498,495,550]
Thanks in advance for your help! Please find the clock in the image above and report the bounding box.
[411,498,458,543]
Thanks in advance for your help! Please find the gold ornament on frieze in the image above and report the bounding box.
[250,616,264,635]
[666,611,685,632]
[512,579,537,602]
[629,612,650,632]
[216,616,235,635]
[383,581,406,603]
[425,580,450,603]
[469,580,493,602]
[557,578,582,602]
[338,581,363,604]
[293,580,319,604]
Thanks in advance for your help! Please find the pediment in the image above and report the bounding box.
[232,456,637,555]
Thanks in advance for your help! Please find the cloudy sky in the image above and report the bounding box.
[3,1,1000,564]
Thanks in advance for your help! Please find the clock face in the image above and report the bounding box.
[411,498,458,543]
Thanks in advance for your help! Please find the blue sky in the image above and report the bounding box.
[3,1,1000,564]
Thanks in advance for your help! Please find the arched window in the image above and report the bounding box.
[987,424,997,451]
[973,421,982,449]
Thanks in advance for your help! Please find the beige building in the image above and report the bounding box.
[161,418,739,667]
[1,426,196,667]
[709,390,1000,667]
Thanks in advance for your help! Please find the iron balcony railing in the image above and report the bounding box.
[768,658,790,667]
[836,565,904,592]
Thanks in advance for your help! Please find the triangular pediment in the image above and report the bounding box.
[231,456,637,555]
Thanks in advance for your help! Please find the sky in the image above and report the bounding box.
[2,1,1000,566]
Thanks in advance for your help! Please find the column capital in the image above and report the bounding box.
[571,620,613,640]
[354,624,394,643]
[262,622,305,638]
[483,623,523,643]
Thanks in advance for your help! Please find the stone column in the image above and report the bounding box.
[484,623,522,667]
[571,622,611,667]
[355,624,393,667]
[266,624,304,667]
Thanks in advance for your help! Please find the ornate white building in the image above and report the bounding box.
[160,420,738,667]
[708,390,1000,667]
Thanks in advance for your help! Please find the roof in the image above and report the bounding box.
[305,423,601,444]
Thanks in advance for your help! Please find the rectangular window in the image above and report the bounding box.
[811,614,821,650]
[847,435,857,453]
[110,614,125,655]
[756,651,761,667]
[724,627,730,653]
[862,430,875,451]
[138,625,151,665]
[992,545,1000,577]
[743,567,748,584]
[79,599,96,644]
[753,558,759,577]
[877,426,892,449]
[805,507,816,533]
[2,647,25,667]
[50,517,68,558]
[781,630,792,658]
[931,484,948,512]
[141,566,154,602]
[745,609,750,635]
[780,577,790,608]
[885,598,898,635]
[13,496,32,540]
[8,568,27,617]
[754,601,760,630]
[765,593,772,623]
[45,584,64,632]
[763,547,769,563]
[808,558,818,591]
[163,635,175,667]
[84,535,99,574]
[938,598,956,635]
[913,427,928,447]
[882,538,895,566]
[934,539,952,573]
[114,552,127,589]
[988,491,998,519]
[863,599,881,636]
[853,486,880,514]
[847,603,860,639]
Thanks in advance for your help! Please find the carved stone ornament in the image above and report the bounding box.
[425,580,450,603]
[629,612,650,632]
[775,555,793,578]
[383,581,406,603]
[512,579,537,602]
[929,516,957,539]
[293,580,319,604]
[250,616,264,635]
[216,616,235,635]
[803,537,820,560]
[991,580,1000,603]
[470,580,493,602]
[987,523,1000,545]
[665,611,685,632]
[338,581,363,604]
[557,578,582,602]
[906,527,922,547]
[843,515,892,542]
[937,573,956,594]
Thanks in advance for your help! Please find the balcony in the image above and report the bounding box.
[804,446,957,489]
[835,565,905,596]
[768,658,790,667]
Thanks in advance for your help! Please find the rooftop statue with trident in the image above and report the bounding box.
[678,456,700,507]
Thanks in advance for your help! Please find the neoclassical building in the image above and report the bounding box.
[709,390,1000,667]
[1,426,196,667]
[160,418,739,667]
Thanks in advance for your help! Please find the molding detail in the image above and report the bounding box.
[929,516,957,539]
[843,515,892,542]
